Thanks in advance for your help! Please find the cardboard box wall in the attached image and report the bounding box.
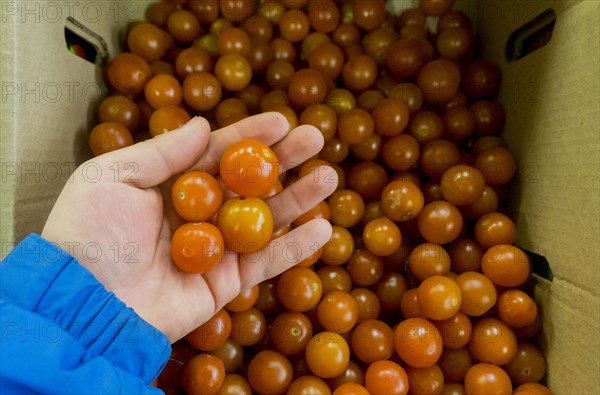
[1,1,598,393]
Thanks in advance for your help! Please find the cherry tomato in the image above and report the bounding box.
[107,53,151,95]
[417,275,462,320]
[278,267,323,313]
[98,95,141,132]
[464,363,512,395]
[317,290,359,333]
[434,312,472,349]
[468,318,517,366]
[288,68,328,108]
[248,350,293,395]
[183,354,225,395]
[351,320,394,364]
[321,226,355,265]
[338,108,375,145]
[287,375,332,395]
[448,238,484,273]
[220,0,256,22]
[215,52,253,91]
[220,139,279,198]
[333,382,370,395]
[496,289,538,327]
[271,311,313,356]
[150,105,191,137]
[210,339,244,373]
[408,243,451,281]
[229,307,266,346]
[418,201,463,245]
[481,245,531,287]
[306,331,350,379]
[462,60,501,98]
[365,360,409,395]
[225,285,259,312]
[504,341,546,385]
[395,317,443,368]
[372,98,410,137]
[217,197,273,254]
[455,271,497,316]
[372,272,409,311]
[351,288,381,323]
[183,72,222,112]
[513,383,552,395]
[440,165,486,206]
[89,122,133,157]
[420,139,461,179]
[217,374,252,395]
[127,22,167,62]
[343,54,378,92]
[167,10,201,43]
[328,189,365,228]
[381,180,425,222]
[347,249,384,287]
[172,171,223,222]
[353,0,386,31]
[186,309,231,351]
[171,222,224,274]
[437,347,473,382]
[474,147,516,186]
[474,212,517,248]
[405,364,444,395]
[363,217,402,256]
[417,59,461,104]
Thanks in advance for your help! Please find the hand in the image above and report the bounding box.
[42,113,337,342]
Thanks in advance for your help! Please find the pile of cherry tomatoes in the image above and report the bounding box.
[89,0,552,394]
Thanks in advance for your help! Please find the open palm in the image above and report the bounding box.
[42,113,336,342]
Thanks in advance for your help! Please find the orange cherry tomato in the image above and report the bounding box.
[89,122,133,157]
[171,222,224,274]
[306,331,350,379]
[186,309,231,351]
[395,317,443,368]
[220,139,280,197]
[172,171,223,222]
[417,275,462,321]
[363,217,402,256]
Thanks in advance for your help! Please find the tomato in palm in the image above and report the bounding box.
[417,275,462,321]
[171,222,224,274]
[172,171,223,222]
[394,317,443,368]
[217,197,273,254]
[365,360,409,395]
[306,331,350,378]
[220,139,280,198]
[464,363,512,395]
[182,354,226,395]
[247,350,293,395]
[186,309,231,351]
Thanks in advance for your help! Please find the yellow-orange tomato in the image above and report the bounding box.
[217,197,273,254]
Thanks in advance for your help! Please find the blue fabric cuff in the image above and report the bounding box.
[0,234,171,383]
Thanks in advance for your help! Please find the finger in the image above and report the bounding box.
[202,251,242,313]
[99,117,211,188]
[271,125,324,173]
[189,112,289,174]
[238,219,333,290]
[266,165,338,230]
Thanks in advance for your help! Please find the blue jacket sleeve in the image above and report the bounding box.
[0,234,172,394]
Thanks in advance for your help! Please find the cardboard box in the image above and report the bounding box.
[1,1,599,393]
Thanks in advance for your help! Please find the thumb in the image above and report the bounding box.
[99,117,211,188]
